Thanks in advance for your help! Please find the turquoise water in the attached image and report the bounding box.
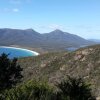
[0,46,39,58]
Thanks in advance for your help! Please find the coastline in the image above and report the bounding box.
[0,46,39,56]
[9,45,48,54]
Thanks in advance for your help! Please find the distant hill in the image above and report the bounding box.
[88,39,100,43]
[18,44,100,97]
[0,28,94,51]
[0,28,43,47]
[42,29,93,50]
[43,29,90,45]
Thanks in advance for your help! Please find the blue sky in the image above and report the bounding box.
[0,0,100,39]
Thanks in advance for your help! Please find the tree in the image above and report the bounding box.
[0,53,23,91]
[56,76,96,100]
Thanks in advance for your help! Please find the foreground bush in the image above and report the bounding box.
[0,80,54,100]
[56,76,96,100]
[0,77,96,100]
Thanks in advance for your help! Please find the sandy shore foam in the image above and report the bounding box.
[0,46,39,56]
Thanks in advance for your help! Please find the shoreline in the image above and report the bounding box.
[0,46,39,56]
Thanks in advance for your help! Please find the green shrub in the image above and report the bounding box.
[0,76,96,100]
[56,76,96,100]
[0,80,54,100]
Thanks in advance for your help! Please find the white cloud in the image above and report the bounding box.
[9,0,21,4]
[48,24,64,30]
[37,24,65,30]
[0,8,19,13]
[12,8,19,12]
[9,0,32,4]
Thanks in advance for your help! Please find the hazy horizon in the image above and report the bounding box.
[0,0,100,39]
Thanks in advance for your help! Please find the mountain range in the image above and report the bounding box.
[0,28,95,51]
[88,39,100,43]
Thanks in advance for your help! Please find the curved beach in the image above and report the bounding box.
[0,46,39,56]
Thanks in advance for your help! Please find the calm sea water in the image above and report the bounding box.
[0,47,39,58]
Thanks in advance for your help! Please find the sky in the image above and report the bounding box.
[0,0,100,39]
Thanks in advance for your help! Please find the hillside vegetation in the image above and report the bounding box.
[18,44,100,97]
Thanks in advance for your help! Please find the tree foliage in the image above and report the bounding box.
[0,53,23,91]
[56,76,96,100]
[0,76,96,100]
[1,80,54,100]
